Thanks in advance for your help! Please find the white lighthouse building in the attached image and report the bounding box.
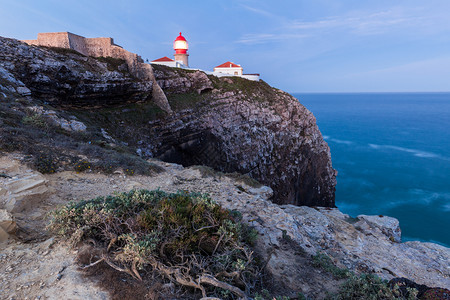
[151,32,259,81]
[151,32,189,68]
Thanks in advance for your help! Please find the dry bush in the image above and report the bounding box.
[49,190,260,299]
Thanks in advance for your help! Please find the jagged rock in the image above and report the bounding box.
[2,173,49,213]
[245,204,450,289]
[0,36,156,109]
[26,105,87,132]
[142,65,337,206]
[0,209,16,242]
[356,214,402,242]
[16,86,31,96]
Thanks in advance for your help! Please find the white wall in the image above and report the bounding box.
[213,67,243,76]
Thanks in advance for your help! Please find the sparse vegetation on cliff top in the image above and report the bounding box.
[48,189,261,299]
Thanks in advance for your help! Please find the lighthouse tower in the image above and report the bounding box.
[173,32,189,67]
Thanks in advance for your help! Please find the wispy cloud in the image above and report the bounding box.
[236,33,309,44]
[289,10,422,36]
[235,6,436,45]
[240,4,275,18]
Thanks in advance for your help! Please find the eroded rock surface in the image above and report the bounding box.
[0,161,50,213]
[0,209,16,242]
[133,65,337,207]
[0,36,155,108]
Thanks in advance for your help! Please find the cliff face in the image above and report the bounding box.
[0,37,157,108]
[147,65,337,206]
[0,35,336,207]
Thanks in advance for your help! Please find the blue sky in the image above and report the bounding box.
[1,0,450,92]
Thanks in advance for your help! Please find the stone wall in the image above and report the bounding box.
[23,32,70,48]
[67,32,88,55]
[84,37,115,57]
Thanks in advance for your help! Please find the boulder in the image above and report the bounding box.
[16,86,31,96]
[3,173,49,213]
[0,209,16,242]
[356,214,402,242]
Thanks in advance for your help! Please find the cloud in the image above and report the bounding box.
[239,4,275,18]
[236,33,309,44]
[235,5,446,46]
[288,9,423,36]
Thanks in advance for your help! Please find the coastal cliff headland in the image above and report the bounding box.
[1,35,449,299]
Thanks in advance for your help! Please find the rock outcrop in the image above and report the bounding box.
[0,157,49,213]
[143,65,337,206]
[0,209,16,242]
[0,36,165,110]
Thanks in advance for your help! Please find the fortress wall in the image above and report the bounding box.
[67,33,88,56]
[22,39,39,46]
[84,38,115,57]
[35,32,70,48]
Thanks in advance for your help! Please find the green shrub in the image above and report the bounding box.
[312,253,351,279]
[329,273,418,300]
[95,56,127,72]
[49,190,259,299]
[33,153,58,174]
[73,159,92,173]
[22,114,48,129]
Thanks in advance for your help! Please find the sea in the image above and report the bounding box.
[293,93,450,248]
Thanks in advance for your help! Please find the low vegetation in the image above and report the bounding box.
[313,252,420,300]
[0,94,162,176]
[48,188,423,299]
[94,56,127,73]
[49,190,261,299]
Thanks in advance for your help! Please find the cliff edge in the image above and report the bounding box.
[0,35,336,207]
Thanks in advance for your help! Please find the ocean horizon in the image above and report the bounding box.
[294,92,450,248]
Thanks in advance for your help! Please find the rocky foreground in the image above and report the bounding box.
[1,155,449,299]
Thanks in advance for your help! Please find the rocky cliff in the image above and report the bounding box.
[0,35,336,207]
[0,36,172,111]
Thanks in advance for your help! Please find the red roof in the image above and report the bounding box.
[175,32,187,42]
[214,61,242,68]
[152,56,174,62]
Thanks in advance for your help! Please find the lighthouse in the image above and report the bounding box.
[173,32,189,67]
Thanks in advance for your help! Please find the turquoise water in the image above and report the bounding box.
[294,93,450,247]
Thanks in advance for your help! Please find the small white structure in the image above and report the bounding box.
[213,61,260,81]
[213,61,243,76]
[151,56,186,68]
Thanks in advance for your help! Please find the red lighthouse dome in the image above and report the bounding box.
[173,32,188,54]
